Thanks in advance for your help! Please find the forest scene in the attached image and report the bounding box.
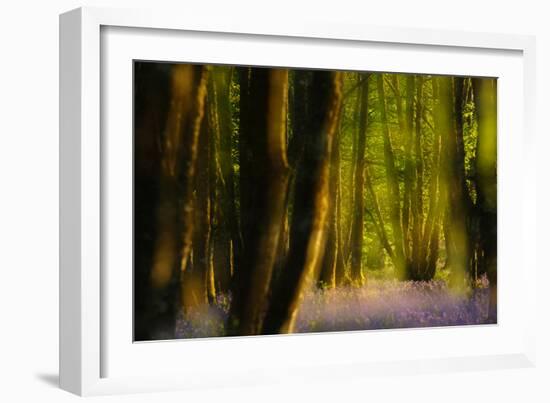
[134,62,497,341]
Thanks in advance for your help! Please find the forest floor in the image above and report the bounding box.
[175,278,495,339]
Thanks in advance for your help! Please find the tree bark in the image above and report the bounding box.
[409,76,425,280]
[472,77,497,320]
[263,71,343,334]
[365,165,395,261]
[318,140,338,289]
[135,64,208,339]
[181,102,212,312]
[419,77,443,280]
[342,81,363,272]
[334,126,347,286]
[349,74,370,285]
[208,67,237,293]
[455,77,475,280]
[228,68,290,335]
[438,76,470,290]
[319,102,347,288]
[277,70,312,281]
[401,75,416,266]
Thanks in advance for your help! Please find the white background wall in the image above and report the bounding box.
[0,0,548,401]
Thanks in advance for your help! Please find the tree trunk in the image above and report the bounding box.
[134,63,171,341]
[409,76,425,280]
[334,126,347,286]
[318,166,337,288]
[454,77,475,281]
[263,71,343,334]
[319,106,346,288]
[401,75,416,267]
[349,74,369,285]
[472,77,497,320]
[376,74,406,279]
[135,64,208,339]
[342,81,363,272]
[365,165,395,261]
[419,77,443,280]
[208,67,237,293]
[438,76,470,290]
[228,68,290,335]
[278,70,312,281]
[182,102,212,312]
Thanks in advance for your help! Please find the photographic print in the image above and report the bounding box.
[134,62,497,341]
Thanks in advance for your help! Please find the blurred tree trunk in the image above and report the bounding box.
[349,74,370,285]
[263,71,343,334]
[182,104,212,312]
[228,67,251,327]
[472,78,497,320]
[365,165,394,261]
[288,71,311,171]
[334,124,347,286]
[401,75,416,267]
[134,63,171,341]
[135,64,208,339]
[208,67,237,293]
[454,77,475,282]
[376,74,406,279]
[342,82,363,275]
[419,77,443,280]
[409,77,425,280]
[390,75,406,134]
[438,76,471,290]
[272,70,311,284]
[319,114,345,288]
[228,68,290,335]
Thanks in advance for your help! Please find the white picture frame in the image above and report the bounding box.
[60,6,537,396]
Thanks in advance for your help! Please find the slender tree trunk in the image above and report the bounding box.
[319,100,346,288]
[263,71,343,334]
[454,77,475,280]
[349,75,369,285]
[182,106,213,311]
[420,77,443,280]
[409,76,425,280]
[227,67,251,322]
[401,75,416,267]
[228,68,290,335]
[342,81,363,272]
[365,165,395,261]
[390,75,406,134]
[208,67,237,293]
[319,116,345,288]
[281,70,311,278]
[318,154,337,288]
[333,118,346,286]
[376,74,406,279]
[425,200,443,280]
